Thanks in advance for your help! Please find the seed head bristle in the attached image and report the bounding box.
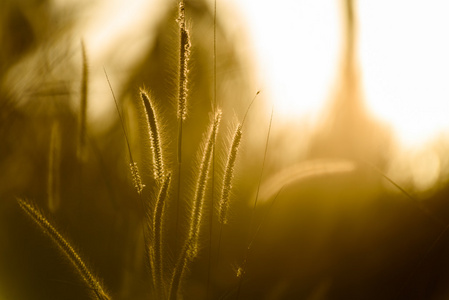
[177,2,191,121]
[17,199,110,300]
[219,124,242,225]
[140,89,165,181]
[188,111,222,245]
[130,162,145,194]
[236,267,244,278]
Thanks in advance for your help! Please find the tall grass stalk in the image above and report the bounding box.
[233,108,274,299]
[176,1,190,123]
[188,111,222,248]
[167,111,222,300]
[218,91,259,225]
[218,124,242,225]
[206,0,219,297]
[17,198,110,300]
[175,0,192,243]
[216,92,259,264]
[140,89,165,182]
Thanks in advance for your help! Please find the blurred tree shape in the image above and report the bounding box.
[309,0,392,167]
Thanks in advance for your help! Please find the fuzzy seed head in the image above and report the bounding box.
[176,2,186,29]
[236,267,244,278]
[189,111,222,245]
[130,162,145,194]
[17,199,110,300]
[177,2,191,121]
[219,124,242,225]
[140,90,165,181]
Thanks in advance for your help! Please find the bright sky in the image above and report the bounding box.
[236,0,449,148]
[82,0,449,149]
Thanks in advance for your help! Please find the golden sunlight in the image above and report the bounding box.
[4,0,449,299]
[237,0,449,147]
[236,0,341,120]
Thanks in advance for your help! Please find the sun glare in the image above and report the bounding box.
[358,0,449,147]
[236,0,341,120]
[236,0,449,147]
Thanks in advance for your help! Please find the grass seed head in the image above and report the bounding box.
[140,89,165,181]
[176,1,191,121]
[188,110,222,245]
[17,199,110,300]
[130,162,145,194]
[219,124,242,225]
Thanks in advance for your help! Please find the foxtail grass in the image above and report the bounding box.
[175,0,192,244]
[150,172,172,296]
[167,111,222,300]
[234,108,273,299]
[48,121,61,213]
[130,162,145,195]
[176,1,190,123]
[17,198,110,300]
[188,110,222,247]
[216,91,259,265]
[218,91,259,225]
[218,124,242,225]
[77,40,88,161]
[207,1,218,295]
[140,89,165,182]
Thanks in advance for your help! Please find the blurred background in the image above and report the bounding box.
[1,0,449,299]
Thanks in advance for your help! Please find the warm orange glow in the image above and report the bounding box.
[3,1,449,299]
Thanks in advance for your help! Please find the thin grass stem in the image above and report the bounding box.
[103,68,145,195]
[206,1,219,295]
[78,40,88,161]
[235,186,285,300]
[48,121,61,213]
[151,173,172,297]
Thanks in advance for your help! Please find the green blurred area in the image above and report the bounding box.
[1,0,449,299]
